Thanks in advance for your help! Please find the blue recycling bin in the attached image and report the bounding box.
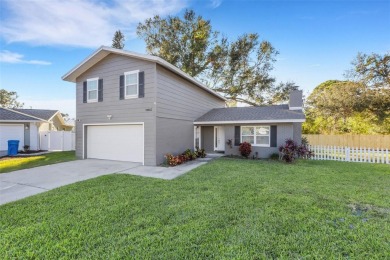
[8,140,20,156]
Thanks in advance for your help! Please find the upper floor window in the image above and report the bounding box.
[87,78,98,102]
[241,126,270,147]
[125,70,139,98]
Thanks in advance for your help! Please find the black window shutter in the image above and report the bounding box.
[138,71,145,98]
[270,125,277,147]
[119,75,124,100]
[83,81,87,103]
[234,126,241,146]
[98,79,103,102]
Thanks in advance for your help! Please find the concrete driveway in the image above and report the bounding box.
[0,157,213,205]
[0,159,140,205]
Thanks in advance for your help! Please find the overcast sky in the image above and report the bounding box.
[1,0,389,118]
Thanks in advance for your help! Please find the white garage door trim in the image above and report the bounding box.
[0,124,25,151]
[83,122,144,165]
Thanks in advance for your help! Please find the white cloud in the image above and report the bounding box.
[0,0,188,48]
[209,0,222,8]
[0,50,51,65]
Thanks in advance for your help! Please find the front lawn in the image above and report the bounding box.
[0,151,76,173]
[0,158,389,258]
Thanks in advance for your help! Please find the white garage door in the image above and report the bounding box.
[0,124,25,151]
[87,124,143,163]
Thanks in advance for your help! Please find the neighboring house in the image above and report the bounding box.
[62,46,305,166]
[0,108,73,155]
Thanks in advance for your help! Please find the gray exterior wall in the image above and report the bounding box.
[74,54,225,165]
[155,65,225,164]
[204,123,299,158]
[293,122,302,145]
[75,53,157,165]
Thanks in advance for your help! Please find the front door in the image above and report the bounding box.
[214,126,225,151]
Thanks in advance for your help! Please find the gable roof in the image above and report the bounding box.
[62,46,226,101]
[0,107,43,122]
[13,109,59,121]
[194,105,305,124]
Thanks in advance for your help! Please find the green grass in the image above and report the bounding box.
[0,158,389,258]
[0,151,76,173]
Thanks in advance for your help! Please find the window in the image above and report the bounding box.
[241,126,270,146]
[125,70,139,98]
[87,78,98,102]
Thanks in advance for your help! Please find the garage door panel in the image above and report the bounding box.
[0,124,25,151]
[87,124,143,163]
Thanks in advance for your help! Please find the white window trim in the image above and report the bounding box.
[124,70,139,99]
[240,126,270,147]
[87,77,99,103]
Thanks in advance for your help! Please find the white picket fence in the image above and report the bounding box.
[308,145,389,164]
[40,131,75,151]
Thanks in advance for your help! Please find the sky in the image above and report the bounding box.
[0,0,389,118]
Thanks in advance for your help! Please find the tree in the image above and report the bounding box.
[137,9,295,106]
[303,80,389,134]
[0,89,24,108]
[137,10,219,78]
[112,30,125,49]
[304,80,365,134]
[346,52,390,119]
[346,52,390,89]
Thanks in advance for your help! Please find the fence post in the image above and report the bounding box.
[62,131,64,151]
[345,147,350,162]
[386,149,389,164]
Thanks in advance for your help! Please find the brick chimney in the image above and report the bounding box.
[289,90,303,110]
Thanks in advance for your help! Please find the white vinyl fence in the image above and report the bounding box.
[40,131,75,151]
[308,145,389,164]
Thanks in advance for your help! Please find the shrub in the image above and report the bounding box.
[183,149,193,161]
[278,138,314,163]
[269,153,279,160]
[177,154,186,165]
[195,147,206,158]
[301,136,309,146]
[166,148,204,167]
[191,152,198,160]
[297,144,314,159]
[165,153,177,166]
[239,142,252,158]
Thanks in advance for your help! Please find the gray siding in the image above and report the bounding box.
[155,65,225,164]
[222,123,294,158]
[155,117,194,164]
[75,54,157,165]
[293,122,302,144]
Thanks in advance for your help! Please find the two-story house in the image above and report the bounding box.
[63,46,305,166]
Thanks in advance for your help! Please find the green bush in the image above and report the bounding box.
[269,153,279,160]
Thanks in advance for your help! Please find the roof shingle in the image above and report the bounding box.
[195,105,305,123]
[0,108,41,121]
[13,109,58,120]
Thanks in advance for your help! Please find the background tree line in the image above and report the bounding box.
[303,52,390,134]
